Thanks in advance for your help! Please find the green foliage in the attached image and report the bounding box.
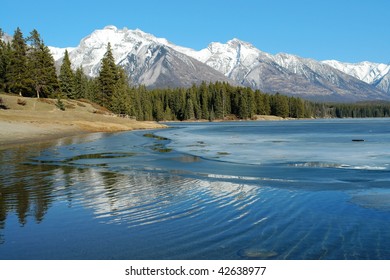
[0,29,10,92]
[73,66,89,100]
[98,43,118,105]
[55,96,65,111]
[313,102,390,118]
[59,50,75,98]
[2,27,389,121]
[105,81,315,121]
[6,27,29,96]
[27,29,59,98]
[271,93,289,118]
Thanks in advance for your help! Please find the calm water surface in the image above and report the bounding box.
[1,119,390,259]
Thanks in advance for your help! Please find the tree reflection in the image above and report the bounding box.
[0,138,258,247]
[0,145,57,246]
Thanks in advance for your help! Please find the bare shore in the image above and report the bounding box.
[0,94,165,149]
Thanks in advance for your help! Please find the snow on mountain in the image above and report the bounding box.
[49,25,389,101]
[60,26,232,87]
[322,60,390,84]
[48,46,75,61]
[374,71,390,94]
[322,60,390,94]
[179,39,388,101]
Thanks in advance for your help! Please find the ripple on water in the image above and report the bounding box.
[237,247,278,259]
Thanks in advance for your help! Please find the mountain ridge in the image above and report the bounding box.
[3,26,389,101]
[176,37,389,101]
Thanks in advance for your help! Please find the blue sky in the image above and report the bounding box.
[2,0,389,63]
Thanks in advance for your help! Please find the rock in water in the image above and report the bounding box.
[237,248,278,259]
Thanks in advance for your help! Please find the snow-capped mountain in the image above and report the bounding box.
[41,26,390,101]
[322,60,390,94]
[175,39,388,101]
[56,26,233,88]
[48,46,75,61]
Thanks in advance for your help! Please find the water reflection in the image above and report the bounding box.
[49,166,257,228]
[0,139,258,246]
[0,133,111,243]
[0,147,55,227]
[2,125,390,259]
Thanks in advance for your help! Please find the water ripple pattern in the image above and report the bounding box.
[1,119,390,259]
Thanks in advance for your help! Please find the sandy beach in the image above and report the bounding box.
[0,94,165,149]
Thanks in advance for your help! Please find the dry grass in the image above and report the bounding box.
[0,93,166,148]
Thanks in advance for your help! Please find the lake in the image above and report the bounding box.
[1,119,390,259]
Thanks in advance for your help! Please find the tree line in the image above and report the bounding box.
[1,27,390,121]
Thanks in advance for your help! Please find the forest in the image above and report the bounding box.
[1,27,390,121]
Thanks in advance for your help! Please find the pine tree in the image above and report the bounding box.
[27,29,59,98]
[0,29,6,90]
[110,68,131,115]
[260,94,271,115]
[6,28,29,96]
[238,90,249,119]
[199,81,210,120]
[164,104,173,120]
[272,93,289,118]
[153,99,164,121]
[98,42,118,107]
[59,50,75,98]
[214,84,225,119]
[184,92,195,120]
[73,66,87,99]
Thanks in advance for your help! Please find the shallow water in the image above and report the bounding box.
[1,119,390,259]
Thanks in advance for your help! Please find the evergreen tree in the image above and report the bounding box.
[0,29,8,91]
[184,92,195,120]
[59,50,75,98]
[98,42,118,107]
[189,84,201,119]
[214,83,225,119]
[238,90,249,119]
[110,68,131,115]
[164,104,173,120]
[260,94,271,115]
[209,106,215,121]
[272,93,289,118]
[246,87,256,118]
[6,28,29,96]
[27,29,59,98]
[73,66,87,99]
[289,97,305,118]
[153,98,164,121]
[199,81,210,120]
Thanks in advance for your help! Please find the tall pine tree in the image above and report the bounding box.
[27,29,58,98]
[59,49,75,98]
[110,67,131,114]
[98,42,118,107]
[73,66,89,99]
[0,29,10,91]
[6,28,29,96]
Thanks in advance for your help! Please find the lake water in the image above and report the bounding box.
[1,119,390,259]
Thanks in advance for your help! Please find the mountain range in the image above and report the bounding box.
[7,26,390,102]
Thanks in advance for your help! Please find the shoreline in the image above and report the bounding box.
[0,94,166,150]
[0,119,165,150]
